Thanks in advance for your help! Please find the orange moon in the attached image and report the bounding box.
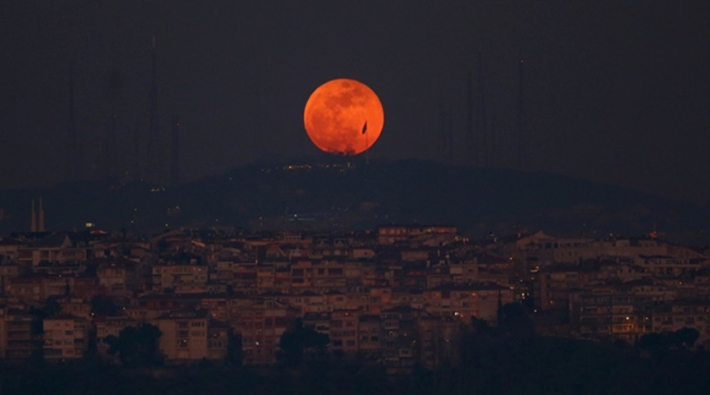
[303,78,384,155]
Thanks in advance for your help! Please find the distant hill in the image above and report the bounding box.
[0,159,707,244]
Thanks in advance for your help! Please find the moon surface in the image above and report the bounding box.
[303,78,384,156]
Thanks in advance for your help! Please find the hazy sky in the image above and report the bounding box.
[1,1,708,204]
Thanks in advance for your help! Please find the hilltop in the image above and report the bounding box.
[0,159,707,244]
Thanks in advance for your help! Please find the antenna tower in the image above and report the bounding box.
[170,116,181,188]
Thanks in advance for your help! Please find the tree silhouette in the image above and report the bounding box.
[90,295,118,317]
[674,327,700,349]
[225,332,242,366]
[104,323,162,367]
[637,327,701,351]
[278,318,329,367]
[498,302,534,337]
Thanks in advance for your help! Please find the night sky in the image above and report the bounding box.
[1,1,708,204]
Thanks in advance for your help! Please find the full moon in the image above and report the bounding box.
[303,78,384,156]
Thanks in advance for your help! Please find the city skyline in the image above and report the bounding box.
[1,1,708,205]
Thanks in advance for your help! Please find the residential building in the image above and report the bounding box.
[153,309,210,363]
[43,315,88,361]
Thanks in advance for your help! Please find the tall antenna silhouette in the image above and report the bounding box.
[146,35,163,184]
[30,200,36,232]
[255,89,262,160]
[438,90,448,162]
[437,89,455,163]
[466,71,475,167]
[517,52,527,169]
[490,114,497,168]
[105,68,121,180]
[476,52,489,167]
[131,118,142,181]
[170,116,181,188]
[38,197,45,232]
[447,97,454,163]
[67,64,82,181]
[364,126,369,165]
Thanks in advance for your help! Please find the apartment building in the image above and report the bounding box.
[380,305,420,374]
[0,308,36,360]
[418,316,461,370]
[652,300,710,348]
[330,309,360,358]
[43,315,88,361]
[153,309,210,363]
[236,299,297,365]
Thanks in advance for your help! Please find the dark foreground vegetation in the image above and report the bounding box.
[2,333,709,395]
